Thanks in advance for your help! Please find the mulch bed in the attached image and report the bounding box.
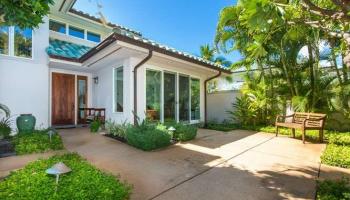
[104,134,127,143]
[0,139,16,158]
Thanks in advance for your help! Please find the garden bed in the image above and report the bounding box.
[0,153,131,199]
[104,134,127,143]
[0,139,15,158]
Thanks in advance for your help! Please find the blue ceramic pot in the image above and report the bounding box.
[16,114,36,134]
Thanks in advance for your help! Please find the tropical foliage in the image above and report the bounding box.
[0,103,11,138]
[0,0,54,28]
[216,0,350,129]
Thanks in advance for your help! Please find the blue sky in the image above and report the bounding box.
[73,0,241,62]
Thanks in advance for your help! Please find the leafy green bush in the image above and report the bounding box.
[173,123,197,141]
[126,121,171,151]
[0,118,11,139]
[105,119,130,138]
[0,153,131,200]
[327,131,350,146]
[317,178,350,200]
[90,119,101,133]
[12,130,64,155]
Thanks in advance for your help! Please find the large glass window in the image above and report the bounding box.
[163,72,176,122]
[87,31,101,43]
[114,67,123,112]
[191,78,200,120]
[146,70,161,121]
[179,75,190,122]
[49,20,66,34]
[69,26,84,39]
[0,26,9,55]
[14,27,32,58]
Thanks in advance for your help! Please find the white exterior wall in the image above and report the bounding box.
[207,90,241,123]
[0,19,50,129]
[92,58,134,123]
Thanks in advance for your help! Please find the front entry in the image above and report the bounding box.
[52,72,76,126]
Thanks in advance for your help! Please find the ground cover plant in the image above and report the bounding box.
[11,129,64,155]
[0,153,131,200]
[317,178,350,200]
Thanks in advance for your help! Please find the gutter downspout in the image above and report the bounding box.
[133,50,153,125]
[204,71,222,127]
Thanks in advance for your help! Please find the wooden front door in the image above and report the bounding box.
[52,73,75,125]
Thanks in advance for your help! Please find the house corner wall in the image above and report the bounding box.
[0,18,50,130]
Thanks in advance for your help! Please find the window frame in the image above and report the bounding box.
[87,31,101,43]
[68,25,85,39]
[0,26,33,60]
[113,66,124,113]
[49,19,67,34]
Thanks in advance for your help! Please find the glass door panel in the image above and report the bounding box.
[77,76,88,124]
[146,70,161,121]
[179,75,190,122]
[191,78,200,120]
[163,72,176,122]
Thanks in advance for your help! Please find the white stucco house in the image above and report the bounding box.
[0,0,231,129]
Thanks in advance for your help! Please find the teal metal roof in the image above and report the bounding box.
[47,39,91,59]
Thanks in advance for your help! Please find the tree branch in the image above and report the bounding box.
[301,0,350,21]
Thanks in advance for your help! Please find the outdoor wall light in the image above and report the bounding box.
[93,76,99,84]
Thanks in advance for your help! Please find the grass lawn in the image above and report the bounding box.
[11,130,64,155]
[0,153,131,200]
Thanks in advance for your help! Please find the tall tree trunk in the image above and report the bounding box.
[280,42,297,97]
[307,43,315,112]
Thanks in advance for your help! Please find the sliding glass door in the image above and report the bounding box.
[179,75,190,122]
[146,69,200,123]
[163,72,176,122]
[146,70,161,121]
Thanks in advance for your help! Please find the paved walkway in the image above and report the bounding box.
[59,128,326,200]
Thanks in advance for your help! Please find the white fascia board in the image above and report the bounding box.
[116,41,149,54]
[48,58,82,67]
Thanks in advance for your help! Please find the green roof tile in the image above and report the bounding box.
[47,39,91,59]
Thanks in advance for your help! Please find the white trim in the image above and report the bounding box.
[112,66,124,114]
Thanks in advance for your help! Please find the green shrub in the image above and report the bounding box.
[327,131,350,146]
[90,119,101,133]
[173,123,198,141]
[126,122,171,151]
[0,153,131,200]
[12,130,64,155]
[105,119,130,138]
[0,118,11,139]
[317,178,350,200]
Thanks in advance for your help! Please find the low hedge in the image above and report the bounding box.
[173,123,198,141]
[12,130,64,155]
[205,123,239,132]
[0,153,131,200]
[126,123,171,151]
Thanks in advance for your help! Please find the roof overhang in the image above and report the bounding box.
[78,33,232,74]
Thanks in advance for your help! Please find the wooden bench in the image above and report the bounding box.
[275,112,326,143]
[78,108,106,125]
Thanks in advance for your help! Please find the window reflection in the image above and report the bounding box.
[14,27,32,58]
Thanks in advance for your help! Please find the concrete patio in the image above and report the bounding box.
[58,128,326,200]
